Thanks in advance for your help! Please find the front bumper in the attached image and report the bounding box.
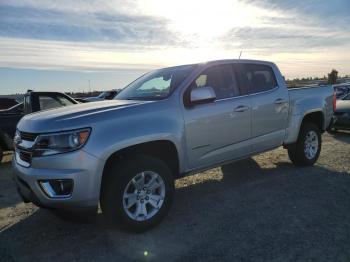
[14,172,43,206]
[12,149,103,209]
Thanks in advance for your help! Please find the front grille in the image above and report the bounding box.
[19,150,32,164]
[20,131,38,142]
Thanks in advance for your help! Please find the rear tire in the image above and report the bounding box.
[101,154,174,232]
[288,122,321,167]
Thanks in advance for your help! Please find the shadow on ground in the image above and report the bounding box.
[1,158,350,261]
[0,156,25,209]
[327,130,350,144]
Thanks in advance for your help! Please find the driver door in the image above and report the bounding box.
[183,64,252,169]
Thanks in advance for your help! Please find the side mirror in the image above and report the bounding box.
[190,86,216,105]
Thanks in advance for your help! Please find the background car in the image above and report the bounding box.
[0,97,19,110]
[332,93,350,131]
[333,83,350,99]
[74,98,89,103]
[83,90,119,102]
[0,91,78,162]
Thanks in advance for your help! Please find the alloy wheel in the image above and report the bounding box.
[122,171,165,221]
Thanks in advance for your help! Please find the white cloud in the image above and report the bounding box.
[1,0,350,78]
[0,37,163,71]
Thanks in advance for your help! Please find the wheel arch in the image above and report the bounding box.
[301,110,324,132]
[100,140,180,197]
[284,110,325,146]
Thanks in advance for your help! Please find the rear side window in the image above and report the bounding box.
[241,64,277,94]
[190,64,240,99]
[39,95,74,110]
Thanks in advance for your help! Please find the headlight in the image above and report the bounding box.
[13,129,21,145]
[33,128,91,156]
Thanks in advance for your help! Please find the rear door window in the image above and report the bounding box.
[39,95,74,110]
[241,64,277,94]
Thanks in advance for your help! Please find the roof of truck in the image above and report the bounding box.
[202,58,275,65]
[158,59,276,71]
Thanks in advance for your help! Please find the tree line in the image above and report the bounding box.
[286,69,349,87]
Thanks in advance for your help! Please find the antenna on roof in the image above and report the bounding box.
[238,51,242,59]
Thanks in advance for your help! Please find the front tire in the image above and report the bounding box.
[101,155,174,232]
[288,122,321,166]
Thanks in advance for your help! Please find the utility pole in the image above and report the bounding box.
[88,80,91,94]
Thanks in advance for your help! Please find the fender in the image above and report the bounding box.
[98,134,184,172]
[283,85,333,145]
[75,98,188,174]
[284,109,325,145]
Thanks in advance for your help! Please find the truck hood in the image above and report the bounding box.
[336,100,350,113]
[17,99,150,133]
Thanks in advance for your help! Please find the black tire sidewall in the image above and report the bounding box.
[297,123,322,166]
[101,154,174,231]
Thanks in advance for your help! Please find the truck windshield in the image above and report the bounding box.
[116,65,196,100]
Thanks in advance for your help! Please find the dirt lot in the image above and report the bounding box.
[1,132,350,261]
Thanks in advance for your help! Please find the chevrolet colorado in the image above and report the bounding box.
[12,60,334,231]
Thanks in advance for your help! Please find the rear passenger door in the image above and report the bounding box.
[183,63,252,169]
[239,63,289,152]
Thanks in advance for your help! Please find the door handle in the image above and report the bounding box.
[274,98,286,104]
[234,105,249,112]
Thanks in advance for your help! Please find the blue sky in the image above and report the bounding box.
[0,0,350,94]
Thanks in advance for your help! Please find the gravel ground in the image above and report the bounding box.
[0,132,350,262]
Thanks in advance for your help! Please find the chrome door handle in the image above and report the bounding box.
[274,98,286,104]
[234,105,249,112]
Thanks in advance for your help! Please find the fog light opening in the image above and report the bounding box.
[39,179,73,198]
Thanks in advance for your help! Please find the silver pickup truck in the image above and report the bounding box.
[13,59,334,231]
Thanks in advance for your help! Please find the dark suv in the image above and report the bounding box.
[0,91,78,161]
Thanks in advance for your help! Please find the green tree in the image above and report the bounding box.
[328,69,338,84]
